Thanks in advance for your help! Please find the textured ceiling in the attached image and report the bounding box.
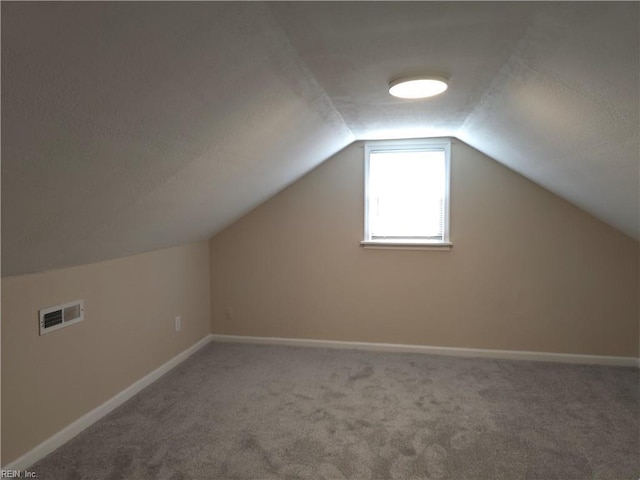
[2,2,638,276]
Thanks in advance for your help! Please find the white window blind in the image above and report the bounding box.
[364,140,451,245]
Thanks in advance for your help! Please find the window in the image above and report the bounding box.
[362,139,451,248]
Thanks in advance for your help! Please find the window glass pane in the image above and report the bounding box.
[369,149,445,239]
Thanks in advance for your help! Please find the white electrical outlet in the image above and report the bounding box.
[175,316,182,332]
[224,307,234,320]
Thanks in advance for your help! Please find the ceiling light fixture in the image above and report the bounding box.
[389,76,448,99]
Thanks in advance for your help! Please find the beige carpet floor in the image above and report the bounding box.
[30,342,639,479]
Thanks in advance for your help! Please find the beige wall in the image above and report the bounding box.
[2,241,210,464]
[210,140,639,357]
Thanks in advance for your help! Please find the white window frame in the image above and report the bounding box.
[362,138,452,250]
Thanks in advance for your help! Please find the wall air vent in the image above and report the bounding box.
[39,300,84,336]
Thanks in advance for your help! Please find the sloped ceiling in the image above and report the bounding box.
[2,2,638,276]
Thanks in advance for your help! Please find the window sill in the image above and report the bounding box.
[360,241,452,251]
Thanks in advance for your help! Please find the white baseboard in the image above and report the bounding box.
[210,334,639,367]
[3,334,213,471]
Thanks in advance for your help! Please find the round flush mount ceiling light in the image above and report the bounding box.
[388,76,448,99]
